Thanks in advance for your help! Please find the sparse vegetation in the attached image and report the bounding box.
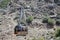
[14,17,19,20]
[26,16,33,24]
[56,20,60,26]
[44,0,49,2]
[32,37,36,40]
[47,18,54,26]
[20,21,26,26]
[42,17,55,26]
[42,18,48,23]
[32,36,44,40]
[0,0,60,40]
[0,0,10,8]
[56,15,60,19]
[55,28,60,37]
[38,36,44,40]
[55,37,60,40]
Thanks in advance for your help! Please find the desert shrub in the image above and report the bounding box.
[20,21,26,26]
[47,18,54,26]
[32,36,44,40]
[42,18,48,23]
[0,0,10,8]
[56,20,60,26]
[44,0,49,2]
[55,37,60,40]
[56,15,60,19]
[32,37,36,40]
[49,12,54,15]
[0,24,1,25]
[26,16,33,24]
[54,0,59,3]
[14,17,19,20]
[38,0,41,2]
[38,36,44,40]
[55,28,60,37]
[2,11,6,15]
[57,12,60,15]
[31,7,35,12]
[42,17,55,27]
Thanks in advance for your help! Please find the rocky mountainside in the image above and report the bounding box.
[0,0,60,40]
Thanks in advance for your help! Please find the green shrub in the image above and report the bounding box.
[55,28,60,37]
[26,16,33,24]
[42,18,48,23]
[57,13,60,15]
[32,36,44,40]
[20,21,26,26]
[38,36,44,40]
[14,17,19,20]
[42,17,55,26]
[47,18,54,26]
[0,0,10,8]
[55,37,60,40]
[56,20,60,26]
[32,37,36,40]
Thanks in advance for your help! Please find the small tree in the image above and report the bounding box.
[14,17,19,20]
[47,18,54,26]
[55,37,60,40]
[0,0,10,8]
[26,16,33,24]
[42,18,48,23]
[56,20,60,26]
[32,37,36,40]
[55,28,60,37]
[20,21,26,26]
[38,36,44,40]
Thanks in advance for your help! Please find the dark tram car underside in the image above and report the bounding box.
[14,25,28,36]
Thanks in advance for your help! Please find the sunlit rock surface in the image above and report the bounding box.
[0,0,60,40]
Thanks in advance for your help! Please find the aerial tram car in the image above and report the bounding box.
[14,6,28,36]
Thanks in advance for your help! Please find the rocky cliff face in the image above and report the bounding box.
[0,0,60,40]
